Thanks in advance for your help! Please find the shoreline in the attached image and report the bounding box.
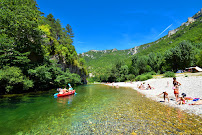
[105,75,202,117]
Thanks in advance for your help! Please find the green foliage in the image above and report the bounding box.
[87,77,95,83]
[147,71,156,75]
[0,67,33,94]
[0,34,30,68]
[0,0,45,64]
[54,70,81,87]
[126,74,136,81]
[195,50,202,67]
[28,65,52,89]
[82,50,131,77]
[0,0,87,94]
[163,71,176,78]
[135,73,153,81]
[165,41,194,71]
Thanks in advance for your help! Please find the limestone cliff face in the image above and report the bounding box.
[51,55,87,84]
[168,9,202,37]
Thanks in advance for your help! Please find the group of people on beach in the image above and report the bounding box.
[138,83,154,90]
[158,77,201,105]
[57,84,73,94]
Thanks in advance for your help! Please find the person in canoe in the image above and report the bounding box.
[63,87,68,93]
[58,88,64,94]
[68,83,73,92]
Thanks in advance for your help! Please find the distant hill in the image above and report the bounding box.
[80,9,202,76]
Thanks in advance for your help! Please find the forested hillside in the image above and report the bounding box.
[82,9,202,82]
[0,0,87,94]
[80,49,132,75]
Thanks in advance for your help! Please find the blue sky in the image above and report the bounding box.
[36,0,202,53]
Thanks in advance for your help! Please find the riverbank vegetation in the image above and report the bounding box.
[0,0,87,94]
[86,10,202,83]
[88,39,202,83]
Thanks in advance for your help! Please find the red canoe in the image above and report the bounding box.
[57,90,76,97]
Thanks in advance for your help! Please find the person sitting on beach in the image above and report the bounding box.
[177,97,185,105]
[173,77,181,86]
[189,100,202,105]
[146,84,154,90]
[139,83,145,90]
[173,84,180,101]
[157,91,169,102]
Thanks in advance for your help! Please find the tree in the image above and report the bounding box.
[165,41,194,71]
[195,51,202,67]
[0,0,45,65]
[0,67,33,94]
[0,34,30,69]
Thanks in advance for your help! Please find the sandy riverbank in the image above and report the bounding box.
[106,74,202,117]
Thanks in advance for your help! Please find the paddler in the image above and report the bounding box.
[68,83,73,92]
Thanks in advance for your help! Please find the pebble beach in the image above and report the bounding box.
[106,73,202,117]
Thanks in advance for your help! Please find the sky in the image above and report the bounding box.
[36,0,202,53]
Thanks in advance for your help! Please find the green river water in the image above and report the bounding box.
[0,84,201,134]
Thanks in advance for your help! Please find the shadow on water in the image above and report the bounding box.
[0,84,201,134]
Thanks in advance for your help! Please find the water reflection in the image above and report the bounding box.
[57,94,75,105]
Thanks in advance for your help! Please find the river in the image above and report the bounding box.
[0,84,201,134]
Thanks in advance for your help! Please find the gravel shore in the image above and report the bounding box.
[106,75,202,117]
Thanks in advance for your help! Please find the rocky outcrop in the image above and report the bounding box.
[170,9,201,37]
[112,48,117,52]
[188,17,196,23]
[168,29,179,37]
[128,46,139,55]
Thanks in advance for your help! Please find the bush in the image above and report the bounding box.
[135,73,153,81]
[126,74,136,81]
[28,65,52,89]
[163,71,176,77]
[54,70,81,87]
[87,77,95,83]
[148,71,156,75]
[0,67,33,94]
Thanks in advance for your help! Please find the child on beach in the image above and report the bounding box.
[157,91,169,102]
[138,83,145,90]
[146,84,154,90]
[177,97,185,105]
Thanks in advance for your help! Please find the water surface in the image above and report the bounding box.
[0,84,201,134]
